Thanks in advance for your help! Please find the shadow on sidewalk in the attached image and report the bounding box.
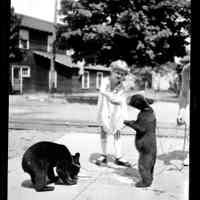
[89,153,140,183]
[157,150,188,165]
[21,179,55,191]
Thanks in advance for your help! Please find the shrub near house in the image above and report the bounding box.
[132,63,179,93]
[152,65,179,93]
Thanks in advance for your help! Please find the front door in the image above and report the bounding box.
[12,66,22,93]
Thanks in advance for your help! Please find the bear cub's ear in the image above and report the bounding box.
[75,152,80,158]
[73,152,80,163]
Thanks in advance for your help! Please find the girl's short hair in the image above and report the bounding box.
[109,60,130,74]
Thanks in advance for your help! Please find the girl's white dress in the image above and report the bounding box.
[97,77,128,134]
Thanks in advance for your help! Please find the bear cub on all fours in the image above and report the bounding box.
[124,94,156,188]
[22,141,80,192]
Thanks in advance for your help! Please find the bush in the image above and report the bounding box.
[131,67,153,90]
[130,62,180,93]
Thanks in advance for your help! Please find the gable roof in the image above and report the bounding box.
[33,50,111,72]
[17,14,54,33]
[34,50,74,67]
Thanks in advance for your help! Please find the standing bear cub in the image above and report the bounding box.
[22,141,80,192]
[124,94,156,187]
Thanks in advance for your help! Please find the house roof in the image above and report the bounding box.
[34,50,74,67]
[33,51,110,72]
[18,14,54,33]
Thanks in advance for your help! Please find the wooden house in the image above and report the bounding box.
[10,14,110,94]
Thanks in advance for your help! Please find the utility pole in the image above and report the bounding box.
[49,0,57,93]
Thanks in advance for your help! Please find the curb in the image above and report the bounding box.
[21,92,178,104]
[65,95,178,104]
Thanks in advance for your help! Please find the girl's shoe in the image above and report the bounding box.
[95,155,107,166]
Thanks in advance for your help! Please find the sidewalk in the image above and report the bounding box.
[8,132,189,200]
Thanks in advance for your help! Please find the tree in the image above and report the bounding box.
[9,7,22,93]
[58,0,191,68]
[9,7,22,62]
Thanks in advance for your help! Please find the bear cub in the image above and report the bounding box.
[124,94,156,187]
[22,141,80,192]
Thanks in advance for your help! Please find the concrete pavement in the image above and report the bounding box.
[10,94,179,124]
[8,132,189,200]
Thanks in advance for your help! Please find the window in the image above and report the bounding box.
[82,71,90,89]
[22,66,31,77]
[19,39,29,49]
[19,29,29,49]
[96,72,103,89]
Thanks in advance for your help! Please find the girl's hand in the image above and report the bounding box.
[100,91,121,105]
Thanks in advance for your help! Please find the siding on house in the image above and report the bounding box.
[56,64,73,93]
[20,51,49,93]
[71,71,82,93]
[29,29,48,52]
[71,70,110,93]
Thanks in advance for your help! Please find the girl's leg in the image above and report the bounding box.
[100,127,108,156]
[113,130,122,159]
[114,130,131,167]
[95,127,108,165]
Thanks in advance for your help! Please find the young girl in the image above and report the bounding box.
[95,60,131,166]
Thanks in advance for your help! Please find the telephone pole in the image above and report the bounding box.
[49,0,57,93]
